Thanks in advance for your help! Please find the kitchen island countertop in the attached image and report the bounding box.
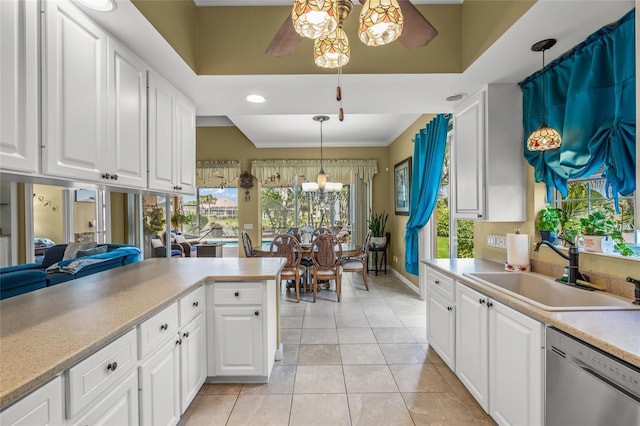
[0,257,285,409]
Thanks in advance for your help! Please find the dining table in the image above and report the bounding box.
[262,242,361,257]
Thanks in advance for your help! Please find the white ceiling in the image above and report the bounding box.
[79,0,635,148]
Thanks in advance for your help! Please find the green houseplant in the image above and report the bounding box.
[368,210,388,247]
[535,205,563,242]
[579,212,633,255]
[143,205,165,236]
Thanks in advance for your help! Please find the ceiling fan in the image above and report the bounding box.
[265,0,439,60]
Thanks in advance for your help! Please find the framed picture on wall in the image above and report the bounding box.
[394,157,411,216]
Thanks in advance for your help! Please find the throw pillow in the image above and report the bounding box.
[151,238,163,248]
[41,244,67,268]
[63,242,97,260]
[77,245,108,258]
[174,234,187,244]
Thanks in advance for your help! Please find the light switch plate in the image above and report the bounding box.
[244,224,253,230]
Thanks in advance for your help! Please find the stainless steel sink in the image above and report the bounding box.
[463,272,640,311]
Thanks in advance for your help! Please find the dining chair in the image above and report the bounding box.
[270,234,306,303]
[341,230,371,291]
[241,231,269,257]
[312,226,332,239]
[310,234,343,302]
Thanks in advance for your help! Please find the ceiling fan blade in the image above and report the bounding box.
[265,13,303,57]
[397,0,438,50]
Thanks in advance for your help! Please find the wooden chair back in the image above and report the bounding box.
[270,234,303,269]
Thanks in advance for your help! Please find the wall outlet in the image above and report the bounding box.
[487,234,507,248]
[243,224,253,230]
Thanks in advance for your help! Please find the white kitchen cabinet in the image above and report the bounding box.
[179,313,206,413]
[426,267,456,370]
[0,0,39,175]
[455,281,543,426]
[148,71,195,195]
[0,376,63,426]
[451,84,525,221]
[42,0,147,189]
[207,280,277,382]
[139,336,181,426]
[69,369,138,426]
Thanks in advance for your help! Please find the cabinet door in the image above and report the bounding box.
[488,301,543,426]
[452,90,485,219]
[0,0,39,174]
[107,37,147,189]
[214,306,263,376]
[147,71,176,193]
[426,290,455,370]
[69,370,139,426]
[42,0,108,182]
[139,338,181,426]
[179,313,206,413]
[174,95,196,195]
[0,376,63,426]
[455,283,489,411]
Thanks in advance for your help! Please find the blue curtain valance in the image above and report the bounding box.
[519,8,636,202]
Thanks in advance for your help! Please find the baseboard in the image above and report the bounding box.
[389,267,422,298]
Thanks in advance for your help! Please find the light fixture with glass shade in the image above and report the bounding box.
[314,25,350,68]
[358,0,404,47]
[527,38,562,151]
[302,116,343,196]
[292,0,338,40]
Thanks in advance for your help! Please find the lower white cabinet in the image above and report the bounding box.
[455,281,543,426]
[426,290,455,370]
[207,280,277,382]
[139,336,181,426]
[69,370,138,426]
[0,376,63,426]
[179,312,206,413]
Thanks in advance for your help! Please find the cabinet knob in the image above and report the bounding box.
[447,306,453,311]
[111,174,118,180]
[106,362,118,372]
[435,280,440,285]
[477,214,483,218]
[487,301,493,308]
[479,298,485,304]
[254,311,259,316]
[160,323,168,331]
[193,301,199,307]
[183,331,190,338]
[234,292,240,297]
[176,338,182,346]
[102,173,110,179]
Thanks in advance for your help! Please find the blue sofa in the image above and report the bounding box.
[0,243,141,300]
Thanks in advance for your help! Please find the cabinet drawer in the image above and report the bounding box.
[427,268,455,301]
[66,328,137,419]
[213,282,262,305]
[179,285,205,327]
[138,302,179,359]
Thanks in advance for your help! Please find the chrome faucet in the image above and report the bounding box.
[534,238,585,286]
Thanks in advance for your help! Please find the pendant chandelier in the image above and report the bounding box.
[302,116,343,194]
[526,38,562,151]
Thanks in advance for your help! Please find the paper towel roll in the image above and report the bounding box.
[506,233,529,266]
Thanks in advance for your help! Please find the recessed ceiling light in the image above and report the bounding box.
[446,93,466,102]
[76,0,117,12]
[246,94,266,103]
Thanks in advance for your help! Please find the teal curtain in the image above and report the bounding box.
[520,8,636,204]
[404,114,448,275]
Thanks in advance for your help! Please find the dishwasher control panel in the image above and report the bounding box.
[547,327,640,400]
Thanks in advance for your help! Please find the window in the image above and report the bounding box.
[555,175,637,254]
[181,187,239,242]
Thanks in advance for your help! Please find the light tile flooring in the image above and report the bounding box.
[180,272,496,425]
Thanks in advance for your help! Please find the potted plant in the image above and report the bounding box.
[579,211,633,255]
[143,204,165,236]
[171,210,188,231]
[535,205,562,243]
[368,210,388,248]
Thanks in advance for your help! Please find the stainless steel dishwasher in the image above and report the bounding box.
[546,327,640,425]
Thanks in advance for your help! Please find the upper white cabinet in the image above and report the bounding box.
[451,85,525,221]
[0,0,39,174]
[148,71,196,195]
[42,0,147,189]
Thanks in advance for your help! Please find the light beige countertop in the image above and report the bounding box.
[423,258,640,368]
[0,257,285,410]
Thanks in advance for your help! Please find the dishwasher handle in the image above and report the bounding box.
[571,357,640,404]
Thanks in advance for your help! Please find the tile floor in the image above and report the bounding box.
[179,271,496,425]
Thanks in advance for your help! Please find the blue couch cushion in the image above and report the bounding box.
[0,263,42,273]
[74,258,123,278]
[0,270,47,291]
[77,246,108,258]
[41,244,67,268]
[46,272,74,286]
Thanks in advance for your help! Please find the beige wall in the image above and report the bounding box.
[110,193,127,244]
[33,184,64,244]
[131,0,198,72]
